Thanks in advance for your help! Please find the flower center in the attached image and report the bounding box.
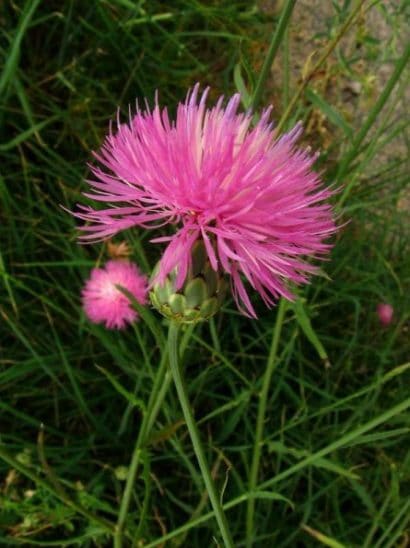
[101,279,121,300]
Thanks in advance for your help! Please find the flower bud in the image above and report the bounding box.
[150,241,226,323]
[377,303,394,327]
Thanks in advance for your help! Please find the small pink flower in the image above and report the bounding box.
[82,260,148,329]
[377,303,394,327]
[73,85,337,317]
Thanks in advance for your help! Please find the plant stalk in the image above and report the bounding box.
[114,323,194,547]
[114,350,170,548]
[245,298,287,547]
[168,321,234,547]
[144,395,410,547]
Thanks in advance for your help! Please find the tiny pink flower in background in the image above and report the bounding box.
[377,303,394,327]
[82,260,148,329]
[73,85,337,317]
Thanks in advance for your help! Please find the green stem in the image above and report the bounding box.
[245,298,287,547]
[168,322,234,548]
[282,24,290,110]
[114,350,169,548]
[114,324,194,547]
[145,395,410,547]
[251,0,297,111]
[275,0,366,134]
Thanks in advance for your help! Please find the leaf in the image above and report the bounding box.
[0,0,41,96]
[234,63,252,109]
[268,442,359,479]
[292,299,330,367]
[306,87,353,138]
[248,490,294,510]
[0,116,59,151]
[313,457,359,479]
[95,365,146,412]
[148,420,185,446]
[383,362,410,381]
[301,524,346,548]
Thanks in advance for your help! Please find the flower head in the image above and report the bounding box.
[377,303,394,327]
[82,260,148,329]
[74,85,337,317]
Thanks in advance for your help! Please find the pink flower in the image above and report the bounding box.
[74,85,337,317]
[377,303,394,327]
[82,260,148,329]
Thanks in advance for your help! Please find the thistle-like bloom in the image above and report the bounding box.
[75,85,336,317]
[82,260,148,329]
[377,303,394,327]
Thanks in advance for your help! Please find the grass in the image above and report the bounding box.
[1,0,409,546]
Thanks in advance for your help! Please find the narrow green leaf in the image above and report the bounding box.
[0,115,59,151]
[147,419,185,446]
[251,0,297,109]
[95,365,146,412]
[234,63,252,109]
[292,299,330,367]
[382,362,410,380]
[268,442,359,479]
[0,251,17,314]
[306,88,353,138]
[248,490,294,509]
[0,0,41,96]
[301,524,346,548]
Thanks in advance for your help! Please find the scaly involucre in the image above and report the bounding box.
[75,85,337,317]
